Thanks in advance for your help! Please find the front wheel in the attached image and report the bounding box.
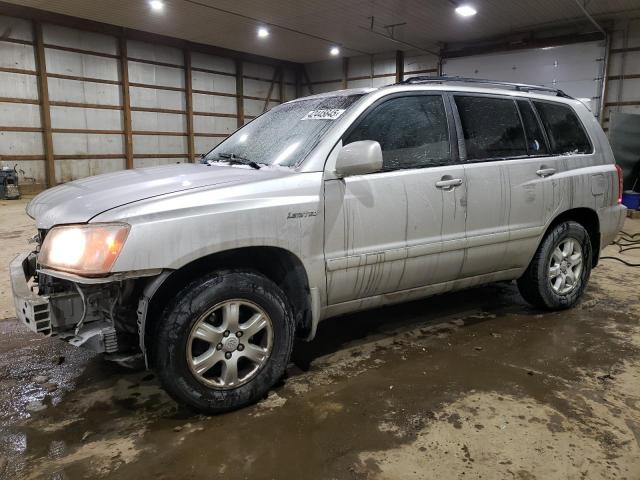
[517,221,592,310]
[154,271,295,414]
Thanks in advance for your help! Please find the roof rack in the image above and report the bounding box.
[398,76,573,99]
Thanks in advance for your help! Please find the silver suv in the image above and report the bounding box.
[11,77,626,413]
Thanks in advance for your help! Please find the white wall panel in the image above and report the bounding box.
[193,115,236,134]
[307,59,342,82]
[43,24,117,55]
[130,86,185,110]
[348,78,373,89]
[0,131,43,155]
[243,62,275,79]
[127,40,183,66]
[244,77,279,99]
[128,61,184,88]
[373,53,396,77]
[0,103,41,127]
[50,106,122,130]
[0,42,36,70]
[349,55,372,78]
[192,70,235,94]
[284,85,296,101]
[404,52,438,74]
[193,93,236,114]
[0,71,38,99]
[45,49,119,80]
[312,81,342,94]
[47,77,121,105]
[56,158,124,183]
[191,51,235,74]
[131,111,186,132]
[195,136,223,155]
[52,133,124,155]
[608,50,640,74]
[244,99,278,117]
[133,135,187,154]
[0,15,33,41]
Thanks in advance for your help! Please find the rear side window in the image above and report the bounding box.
[454,96,527,160]
[345,95,451,170]
[517,100,548,156]
[532,101,592,155]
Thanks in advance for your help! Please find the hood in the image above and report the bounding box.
[28,163,293,229]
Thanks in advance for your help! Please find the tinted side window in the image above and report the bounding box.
[532,101,592,155]
[454,96,527,160]
[345,95,451,170]
[517,100,548,156]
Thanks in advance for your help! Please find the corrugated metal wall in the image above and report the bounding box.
[0,14,298,190]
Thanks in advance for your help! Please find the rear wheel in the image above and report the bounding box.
[517,221,592,309]
[154,270,294,413]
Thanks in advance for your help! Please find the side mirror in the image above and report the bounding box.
[334,140,383,177]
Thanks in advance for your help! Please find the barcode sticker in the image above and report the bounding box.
[301,109,346,120]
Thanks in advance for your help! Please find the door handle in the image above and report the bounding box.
[536,167,556,178]
[435,178,463,190]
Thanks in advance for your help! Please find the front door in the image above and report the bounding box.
[323,93,466,306]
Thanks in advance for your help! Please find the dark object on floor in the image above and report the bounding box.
[0,165,20,200]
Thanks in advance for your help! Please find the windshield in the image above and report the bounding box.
[203,94,363,168]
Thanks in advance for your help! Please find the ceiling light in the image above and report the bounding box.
[257,27,269,38]
[455,4,477,17]
[330,46,340,56]
[149,0,164,12]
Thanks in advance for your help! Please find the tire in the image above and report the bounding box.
[154,270,295,414]
[517,221,592,310]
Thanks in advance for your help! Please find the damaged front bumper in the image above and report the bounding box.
[10,252,143,354]
[10,252,50,334]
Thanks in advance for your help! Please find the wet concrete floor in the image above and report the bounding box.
[0,219,639,479]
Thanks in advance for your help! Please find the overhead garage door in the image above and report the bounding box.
[443,41,606,119]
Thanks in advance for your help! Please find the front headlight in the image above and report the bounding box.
[39,223,130,276]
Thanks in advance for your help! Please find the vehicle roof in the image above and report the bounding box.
[295,83,584,108]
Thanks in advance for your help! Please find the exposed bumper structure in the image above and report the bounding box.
[10,252,122,354]
[10,252,51,334]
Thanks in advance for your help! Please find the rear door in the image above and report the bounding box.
[531,99,595,213]
[451,94,547,276]
[323,93,466,305]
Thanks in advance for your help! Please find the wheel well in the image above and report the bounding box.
[143,247,312,359]
[546,208,600,266]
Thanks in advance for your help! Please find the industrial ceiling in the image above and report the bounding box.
[2,0,640,62]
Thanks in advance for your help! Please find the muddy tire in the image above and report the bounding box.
[154,270,294,414]
[517,221,592,310]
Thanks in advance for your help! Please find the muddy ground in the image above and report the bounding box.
[0,197,639,480]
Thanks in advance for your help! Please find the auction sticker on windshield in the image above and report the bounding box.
[301,109,346,121]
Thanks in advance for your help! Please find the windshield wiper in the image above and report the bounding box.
[214,153,261,170]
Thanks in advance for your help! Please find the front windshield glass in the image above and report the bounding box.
[203,94,363,168]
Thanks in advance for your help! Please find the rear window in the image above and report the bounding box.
[454,96,527,160]
[532,101,592,155]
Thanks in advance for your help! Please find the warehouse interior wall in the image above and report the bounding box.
[603,18,640,133]
[303,17,640,137]
[4,9,640,191]
[0,13,298,191]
